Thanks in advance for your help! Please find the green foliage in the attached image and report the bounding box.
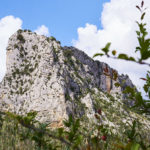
[56,40,61,44]
[65,92,72,101]
[24,29,32,32]
[38,55,41,59]
[93,1,150,66]
[0,104,150,150]
[92,0,150,149]
[143,72,150,99]
[50,36,56,41]
[32,45,38,50]
[93,0,150,113]
[14,44,19,49]
[102,42,111,55]
[136,22,150,60]
[63,115,83,149]
[112,50,117,56]
[17,34,25,43]
[93,43,111,57]
[53,47,59,62]
[125,121,138,141]
[47,36,61,45]
[135,2,150,61]
[63,49,73,58]
[0,1,150,150]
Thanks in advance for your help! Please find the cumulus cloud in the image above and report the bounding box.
[0,16,50,82]
[0,16,22,81]
[34,25,49,36]
[73,0,150,95]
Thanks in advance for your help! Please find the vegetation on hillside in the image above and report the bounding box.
[0,1,150,150]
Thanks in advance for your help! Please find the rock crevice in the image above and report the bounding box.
[0,30,136,124]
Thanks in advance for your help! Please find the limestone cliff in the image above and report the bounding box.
[0,30,149,135]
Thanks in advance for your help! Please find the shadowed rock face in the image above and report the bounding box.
[0,30,136,124]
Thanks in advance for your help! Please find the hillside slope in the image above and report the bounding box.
[0,30,149,138]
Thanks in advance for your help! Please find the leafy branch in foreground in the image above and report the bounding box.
[0,110,149,150]
[93,1,150,67]
[93,0,150,114]
[0,1,150,150]
[7,112,72,148]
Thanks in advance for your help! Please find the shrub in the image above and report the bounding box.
[56,40,61,44]
[17,34,25,43]
[14,44,19,49]
[38,55,41,59]
[63,49,72,57]
[50,36,56,41]
[32,45,38,50]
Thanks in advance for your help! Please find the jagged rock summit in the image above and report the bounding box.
[0,30,149,133]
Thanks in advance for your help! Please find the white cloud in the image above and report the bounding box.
[0,16,22,82]
[34,25,49,36]
[0,16,50,82]
[73,0,150,96]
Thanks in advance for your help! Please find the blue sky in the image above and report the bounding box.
[0,0,109,46]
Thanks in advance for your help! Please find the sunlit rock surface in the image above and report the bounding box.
[0,30,149,137]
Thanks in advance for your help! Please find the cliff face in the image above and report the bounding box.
[0,30,149,133]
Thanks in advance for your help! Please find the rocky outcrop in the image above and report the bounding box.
[0,30,143,127]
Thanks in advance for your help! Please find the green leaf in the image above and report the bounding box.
[136,31,140,36]
[118,53,129,60]
[135,92,145,107]
[58,128,64,136]
[135,46,141,53]
[143,85,148,93]
[123,86,135,97]
[131,142,140,150]
[136,5,141,12]
[63,120,71,127]
[141,51,150,60]
[91,137,99,145]
[102,42,111,55]
[129,57,136,61]
[113,71,118,80]
[105,42,111,50]
[74,135,83,147]
[141,1,144,8]
[141,12,146,20]
[93,53,104,58]
[114,82,120,87]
